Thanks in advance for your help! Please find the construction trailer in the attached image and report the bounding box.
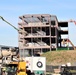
[18,14,75,56]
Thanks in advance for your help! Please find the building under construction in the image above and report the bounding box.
[18,14,75,56]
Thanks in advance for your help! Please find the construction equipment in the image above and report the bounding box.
[0,16,47,75]
[1,57,46,75]
[0,16,27,58]
[0,16,27,34]
[0,16,28,75]
[1,61,27,75]
[67,39,76,50]
[61,38,76,50]
[0,16,29,59]
[68,19,76,50]
[0,50,11,59]
[68,19,76,25]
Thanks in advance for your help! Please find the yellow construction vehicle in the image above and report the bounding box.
[2,61,28,75]
[0,16,31,75]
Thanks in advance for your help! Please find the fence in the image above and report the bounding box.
[46,65,76,75]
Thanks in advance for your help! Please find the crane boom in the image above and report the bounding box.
[0,16,27,34]
[68,19,76,25]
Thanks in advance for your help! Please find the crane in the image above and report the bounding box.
[0,16,27,34]
[0,16,28,61]
[68,19,76,25]
[0,16,28,75]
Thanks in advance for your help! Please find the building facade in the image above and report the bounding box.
[18,14,69,56]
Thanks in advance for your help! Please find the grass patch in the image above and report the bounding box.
[41,50,76,65]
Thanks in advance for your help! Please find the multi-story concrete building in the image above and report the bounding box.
[18,14,74,56]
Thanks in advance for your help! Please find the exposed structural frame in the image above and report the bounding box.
[18,14,64,56]
[18,14,76,56]
[0,15,76,57]
[18,14,56,56]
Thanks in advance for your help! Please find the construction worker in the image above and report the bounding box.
[62,39,65,47]
[2,67,6,75]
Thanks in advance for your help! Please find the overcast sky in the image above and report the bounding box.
[0,0,76,47]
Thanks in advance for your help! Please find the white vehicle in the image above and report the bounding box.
[25,57,46,75]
